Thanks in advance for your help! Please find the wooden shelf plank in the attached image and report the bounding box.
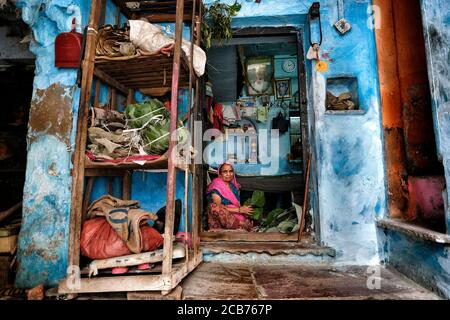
[58,251,202,294]
[84,158,191,173]
[94,54,191,90]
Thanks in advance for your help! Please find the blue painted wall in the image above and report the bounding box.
[382,229,450,298]
[15,0,87,288]
[310,1,385,265]
[381,0,450,299]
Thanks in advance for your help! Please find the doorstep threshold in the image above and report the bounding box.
[200,241,336,257]
[377,218,450,244]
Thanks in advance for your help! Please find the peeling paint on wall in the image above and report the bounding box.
[28,83,74,147]
[14,0,86,288]
[16,135,73,287]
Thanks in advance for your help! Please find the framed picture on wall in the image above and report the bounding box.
[275,78,291,100]
[245,56,274,96]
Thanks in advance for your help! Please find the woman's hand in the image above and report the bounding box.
[239,205,253,215]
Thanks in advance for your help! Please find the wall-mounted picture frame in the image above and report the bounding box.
[275,78,291,100]
[245,56,274,96]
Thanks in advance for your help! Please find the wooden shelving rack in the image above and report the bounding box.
[59,0,204,296]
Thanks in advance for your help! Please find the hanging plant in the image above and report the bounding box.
[202,0,241,49]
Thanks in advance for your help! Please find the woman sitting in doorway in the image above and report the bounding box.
[206,162,254,231]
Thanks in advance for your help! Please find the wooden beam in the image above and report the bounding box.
[99,0,107,26]
[67,0,102,285]
[200,232,298,242]
[82,177,94,223]
[58,251,202,294]
[115,3,121,26]
[93,79,101,108]
[127,89,135,105]
[93,68,128,95]
[85,168,134,177]
[110,88,117,110]
[191,9,202,257]
[143,13,192,23]
[299,153,311,241]
[122,170,131,200]
[108,176,114,195]
[88,243,186,276]
[127,286,183,300]
[162,0,185,276]
[110,0,133,19]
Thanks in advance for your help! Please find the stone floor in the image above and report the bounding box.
[179,262,439,300]
[0,262,439,300]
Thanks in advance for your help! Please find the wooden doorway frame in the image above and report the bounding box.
[199,26,311,243]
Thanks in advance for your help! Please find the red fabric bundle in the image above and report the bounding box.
[80,217,163,260]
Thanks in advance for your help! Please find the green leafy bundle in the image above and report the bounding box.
[243,190,301,234]
[260,207,299,233]
[202,1,242,49]
[125,100,189,155]
[244,190,265,221]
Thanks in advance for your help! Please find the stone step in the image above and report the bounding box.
[201,241,336,265]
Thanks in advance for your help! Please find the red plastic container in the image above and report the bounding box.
[55,18,83,68]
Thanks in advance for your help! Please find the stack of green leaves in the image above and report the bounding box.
[244,190,265,221]
[125,100,189,155]
[261,207,299,234]
[244,190,300,234]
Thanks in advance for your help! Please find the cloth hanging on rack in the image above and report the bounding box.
[213,102,225,130]
[272,111,290,134]
[205,96,214,127]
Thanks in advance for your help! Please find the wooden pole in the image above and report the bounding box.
[68,0,101,273]
[82,177,94,222]
[184,169,189,262]
[122,170,131,200]
[191,7,202,256]
[299,153,311,241]
[162,0,185,276]
[127,89,135,106]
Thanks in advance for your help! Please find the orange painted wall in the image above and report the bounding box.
[375,0,442,219]
[374,0,407,218]
[374,0,402,129]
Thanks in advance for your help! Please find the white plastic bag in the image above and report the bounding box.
[129,20,206,77]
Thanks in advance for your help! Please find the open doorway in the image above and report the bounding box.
[199,27,312,242]
[0,2,34,287]
[379,0,446,233]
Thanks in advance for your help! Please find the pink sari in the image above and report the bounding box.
[206,163,253,231]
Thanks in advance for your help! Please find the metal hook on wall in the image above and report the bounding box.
[308,2,323,47]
